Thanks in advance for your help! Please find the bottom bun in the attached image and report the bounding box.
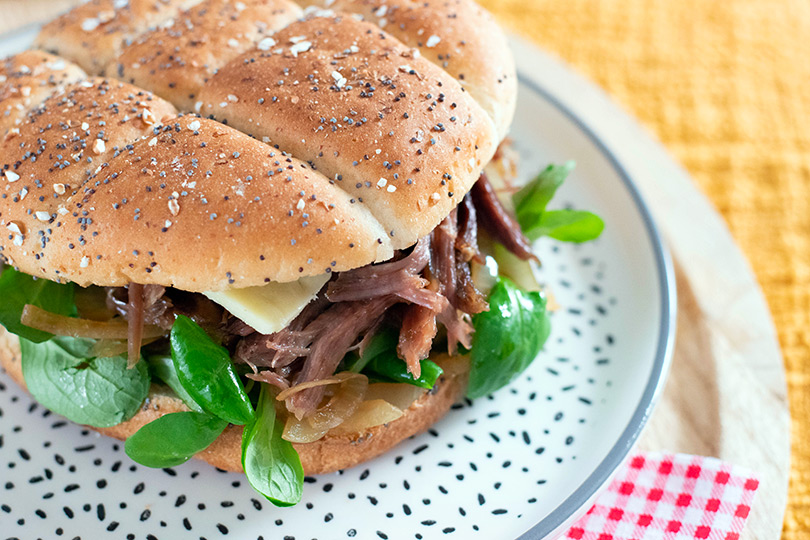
[0,328,468,475]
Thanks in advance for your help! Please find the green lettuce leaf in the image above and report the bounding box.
[530,209,605,243]
[170,315,254,425]
[125,411,227,468]
[147,354,204,413]
[514,162,603,243]
[467,278,551,399]
[242,386,303,507]
[0,267,75,342]
[20,336,150,427]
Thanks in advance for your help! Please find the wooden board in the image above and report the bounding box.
[630,133,790,538]
[639,263,789,539]
[0,3,791,538]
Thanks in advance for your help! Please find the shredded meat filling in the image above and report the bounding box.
[126,283,145,369]
[246,370,291,391]
[234,293,330,371]
[455,259,489,315]
[454,196,489,315]
[235,196,490,416]
[431,210,459,305]
[285,296,398,419]
[456,196,481,264]
[326,237,435,303]
[108,287,224,337]
[471,172,537,262]
[397,304,438,378]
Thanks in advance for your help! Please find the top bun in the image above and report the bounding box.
[0,0,516,290]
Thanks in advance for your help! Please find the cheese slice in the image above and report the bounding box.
[204,274,330,335]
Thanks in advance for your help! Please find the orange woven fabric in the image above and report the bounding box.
[478,0,809,535]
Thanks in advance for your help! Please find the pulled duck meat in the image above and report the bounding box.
[325,237,447,312]
[234,293,330,372]
[107,286,225,337]
[111,173,534,419]
[246,370,291,391]
[285,296,398,419]
[455,259,489,315]
[453,197,489,317]
[431,210,459,304]
[455,196,481,264]
[471,172,537,262]
[126,283,145,369]
[107,285,171,329]
[397,304,438,377]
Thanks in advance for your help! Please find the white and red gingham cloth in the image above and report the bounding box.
[564,452,760,540]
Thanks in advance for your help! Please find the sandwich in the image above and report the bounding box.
[0,0,603,506]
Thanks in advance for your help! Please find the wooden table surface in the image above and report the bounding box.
[0,1,792,538]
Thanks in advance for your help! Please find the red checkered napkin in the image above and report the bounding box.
[565,452,760,540]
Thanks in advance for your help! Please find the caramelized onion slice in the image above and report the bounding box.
[281,372,368,443]
[307,373,368,432]
[365,383,427,411]
[21,304,165,340]
[434,354,472,377]
[276,372,363,401]
[90,337,159,359]
[328,399,403,436]
[283,414,329,444]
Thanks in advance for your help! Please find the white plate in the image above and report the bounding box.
[0,27,675,540]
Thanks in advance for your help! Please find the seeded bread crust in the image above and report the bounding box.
[0,327,467,475]
[116,0,303,111]
[0,51,86,133]
[200,15,498,251]
[39,0,516,137]
[3,0,514,286]
[1,107,393,289]
[35,0,201,76]
[312,0,518,140]
[0,78,177,284]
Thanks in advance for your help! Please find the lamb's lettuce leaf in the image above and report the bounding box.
[169,315,254,425]
[147,354,204,413]
[125,411,227,468]
[467,277,551,399]
[242,385,303,507]
[20,336,149,427]
[514,162,604,243]
[0,267,75,342]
